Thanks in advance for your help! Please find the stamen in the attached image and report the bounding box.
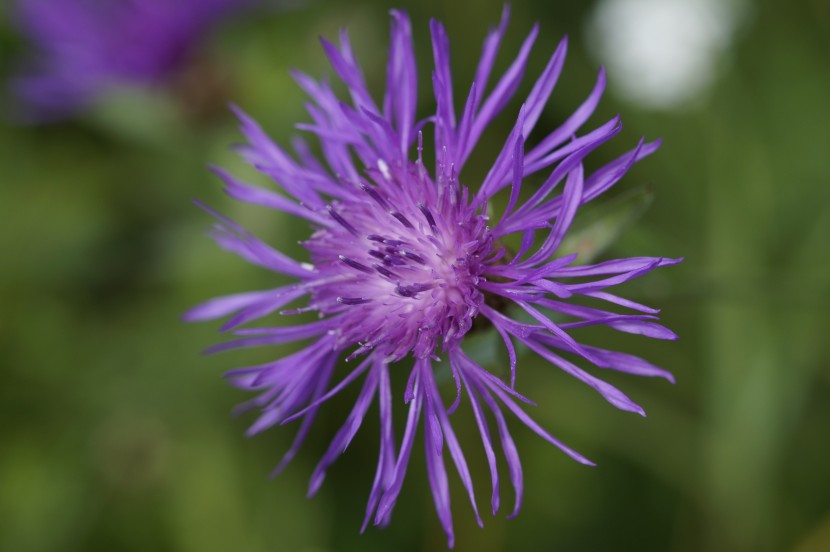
[368,234,405,247]
[337,297,371,305]
[374,264,398,279]
[395,282,434,298]
[390,211,414,229]
[339,255,373,274]
[401,250,426,264]
[327,205,359,236]
[417,203,438,231]
[360,183,390,209]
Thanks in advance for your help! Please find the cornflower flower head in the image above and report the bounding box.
[187,6,681,547]
[9,0,253,120]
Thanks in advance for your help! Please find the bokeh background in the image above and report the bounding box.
[1,0,829,551]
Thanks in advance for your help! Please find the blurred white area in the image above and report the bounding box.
[587,0,746,109]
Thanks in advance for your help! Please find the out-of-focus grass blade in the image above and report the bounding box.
[87,87,184,146]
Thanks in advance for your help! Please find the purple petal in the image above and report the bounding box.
[374,369,423,525]
[471,4,511,114]
[464,24,539,164]
[526,67,607,166]
[483,376,595,466]
[385,10,417,157]
[532,297,678,340]
[425,363,483,527]
[534,335,674,382]
[582,291,660,313]
[522,163,584,265]
[421,361,444,455]
[308,362,380,496]
[452,348,536,405]
[268,353,338,476]
[492,320,518,388]
[501,116,621,226]
[514,299,604,366]
[454,82,477,172]
[216,285,314,333]
[424,407,454,548]
[563,258,664,294]
[211,166,331,226]
[501,122,525,222]
[281,355,374,424]
[476,104,527,203]
[470,375,524,517]
[522,337,646,416]
[549,256,681,278]
[196,200,315,279]
[183,289,275,322]
[205,316,337,354]
[458,366,501,515]
[362,363,397,531]
[522,36,568,137]
[430,18,455,136]
[582,138,661,204]
[320,34,377,114]
[231,105,327,209]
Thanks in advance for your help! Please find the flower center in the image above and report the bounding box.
[304,163,493,362]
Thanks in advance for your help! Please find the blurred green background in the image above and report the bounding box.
[1,0,829,551]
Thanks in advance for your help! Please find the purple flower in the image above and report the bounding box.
[187,6,680,546]
[9,0,252,120]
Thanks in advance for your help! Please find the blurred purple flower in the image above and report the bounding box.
[187,6,680,546]
[9,0,252,120]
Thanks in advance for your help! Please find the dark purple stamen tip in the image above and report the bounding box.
[337,297,371,305]
[339,255,374,273]
[374,264,398,279]
[390,211,414,229]
[417,203,437,230]
[360,183,390,209]
[395,282,434,298]
[401,251,426,264]
[327,205,360,236]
